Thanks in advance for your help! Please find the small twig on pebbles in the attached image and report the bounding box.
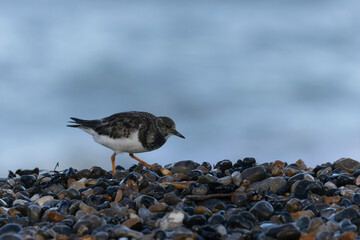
[184,193,233,201]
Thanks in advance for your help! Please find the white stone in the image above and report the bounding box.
[30,194,40,202]
[13,199,28,206]
[159,210,185,230]
[324,181,337,189]
[231,171,242,186]
[304,174,314,181]
[217,176,232,185]
[36,195,54,206]
[70,178,87,190]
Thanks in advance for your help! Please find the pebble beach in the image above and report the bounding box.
[1,157,360,239]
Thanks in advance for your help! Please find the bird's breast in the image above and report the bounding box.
[93,130,147,153]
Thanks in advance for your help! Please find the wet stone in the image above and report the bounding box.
[286,198,302,212]
[250,200,274,221]
[209,213,226,225]
[288,173,305,185]
[171,160,199,174]
[243,157,256,168]
[123,218,143,231]
[107,224,143,239]
[241,166,266,183]
[73,215,101,235]
[0,223,22,235]
[266,223,298,238]
[27,205,41,222]
[162,192,181,206]
[228,214,254,230]
[234,193,247,207]
[334,158,360,173]
[316,230,331,240]
[134,195,159,209]
[138,207,152,221]
[149,203,167,213]
[217,176,232,185]
[340,219,357,233]
[334,207,360,222]
[67,187,81,199]
[194,206,212,216]
[191,184,208,195]
[79,202,96,214]
[215,160,233,172]
[0,234,23,240]
[231,171,242,186]
[159,210,185,230]
[306,181,323,194]
[276,228,301,240]
[321,208,336,219]
[36,195,54,206]
[184,215,206,227]
[208,181,233,193]
[20,175,36,188]
[52,223,72,235]
[94,231,109,240]
[352,193,360,206]
[294,179,312,199]
[47,209,67,222]
[249,177,287,194]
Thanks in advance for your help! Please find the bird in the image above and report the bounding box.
[67,111,185,174]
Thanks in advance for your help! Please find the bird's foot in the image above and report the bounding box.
[129,153,157,170]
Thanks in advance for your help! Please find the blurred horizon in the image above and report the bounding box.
[1,1,360,176]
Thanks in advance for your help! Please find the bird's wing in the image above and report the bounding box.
[95,111,155,139]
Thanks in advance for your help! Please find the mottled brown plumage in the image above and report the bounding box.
[68,111,185,174]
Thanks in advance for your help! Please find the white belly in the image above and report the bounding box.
[87,129,147,153]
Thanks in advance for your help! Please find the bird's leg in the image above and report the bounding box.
[129,153,155,169]
[111,153,116,175]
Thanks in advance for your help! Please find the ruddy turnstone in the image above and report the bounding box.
[67,111,185,174]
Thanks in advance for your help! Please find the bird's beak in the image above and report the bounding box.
[173,130,185,139]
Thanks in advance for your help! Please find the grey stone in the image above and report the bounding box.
[108,225,143,239]
[171,160,199,174]
[241,166,266,183]
[334,158,360,173]
[249,177,287,194]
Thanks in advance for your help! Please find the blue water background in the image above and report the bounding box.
[1,1,360,176]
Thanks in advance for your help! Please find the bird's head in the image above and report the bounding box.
[155,116,185,140]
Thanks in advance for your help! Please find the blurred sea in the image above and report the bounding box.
[1,1,360,176]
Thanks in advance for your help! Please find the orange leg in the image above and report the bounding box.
[111,153,116,175]
[129,153,155,169]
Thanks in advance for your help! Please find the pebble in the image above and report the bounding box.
[108,225,143,239]
[217,176,232,185]
[134,195,159,209]
[249,176,287,194]
[159,210,185,230]
[334,158,360,173]
[148,203,167,213]
[241,166,267,183]
[231,171,242,186]
[19,175,36,188]
[27,205,41,222]
[69,178,87,190]
[0,223,22,235]
[67,187,81,199]
[215,159,233,172]
[171,160,199,174]
[191,184,208,195]
[36,195,54,206]
[3,158,360,239]
[234,193,247,207]
[249,200,274,221]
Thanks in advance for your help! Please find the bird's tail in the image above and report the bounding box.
[67,117,100,128]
